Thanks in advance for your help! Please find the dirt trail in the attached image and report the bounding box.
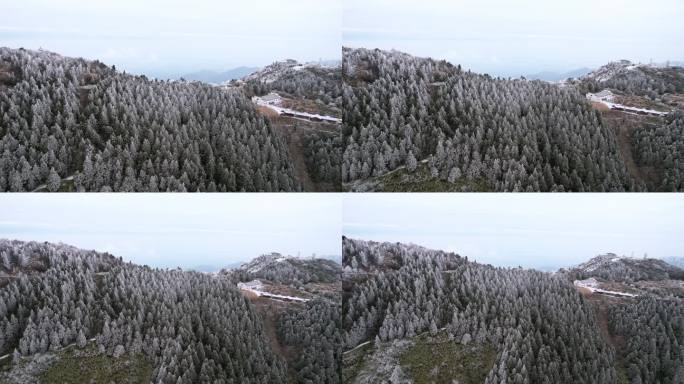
[577,290,630,382]
[280,125,317,192]
[614,124,647,182]
[248,297,302,382]
[601,110,660,186]
[259,303,288,359]
[259,106,339,191]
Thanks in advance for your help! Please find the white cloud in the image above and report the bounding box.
[343,194,684,269]
[0,194,342,268]
[343,0,684,75]
[1,0,341,76]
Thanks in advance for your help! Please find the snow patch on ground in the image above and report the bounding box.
[574,278,638,297]
[587,93,669,116]
[239,285,310,302]
[600,100,668,116]
[255,98,342,123]
[344,340,372,355]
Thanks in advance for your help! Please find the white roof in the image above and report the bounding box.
[238,279,262,288]
[593,90,614,98]
[260,93,281,102]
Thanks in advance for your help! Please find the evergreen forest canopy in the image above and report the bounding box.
[2,46,683,192]
[278,297,342,384]
[0,239,341,383]
[0,48,300,192]
[576,60,684,191]
[632,112,684,191]
[224,253,343,383]
[303,132,342,186]
[342,47,641,192]
[342,237,684,384]
[238,59,343,190]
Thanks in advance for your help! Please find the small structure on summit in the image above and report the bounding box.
[237,279,263,291]
[237,278,309,303]
[586,90,615,103]
[586,89,668,116]
[251,91,342,123]
[574,278,638,298]
[252,92,282,106]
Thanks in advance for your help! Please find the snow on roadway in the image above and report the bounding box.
[253,97,341,123]
[343,340,371,355]
[574,278,638,298]
[239,286,310,303]
[602,100,668,116]
[588,96,668,117]
[31,175,75,192]
[268,104,341,123]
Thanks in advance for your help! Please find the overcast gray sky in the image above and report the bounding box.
[0,194,341,270]
[344,0,684,77]
[1,0,341,78]
[344,194,684,270]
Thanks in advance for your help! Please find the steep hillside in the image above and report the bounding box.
[608,296,684,383]
[225,252,342,383]
[342,238,619,383]
[233,58,343,191]
[343,238,684,384]
[574,60,684,191]
[277,298,342,384]
[565,253,684,384]
[631,111,684,191]
[0,240,316,383]
[0,47,300,192]
[342,47,638,192]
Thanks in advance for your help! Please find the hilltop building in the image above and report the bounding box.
[237,279,263,291]
[586,90,615,103]
[252,92,282,106]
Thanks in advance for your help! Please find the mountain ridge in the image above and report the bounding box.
[526,67,591,82]
[564,252,684,282]
[231,252,341,284]
[178,66,258,84]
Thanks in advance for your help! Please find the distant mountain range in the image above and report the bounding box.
[526,68,592,82]
[186,262,242,273]
[178,66,259,84]
[177,59,341,85]
[664,256,684,269]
